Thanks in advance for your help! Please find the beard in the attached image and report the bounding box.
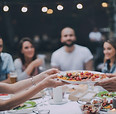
[62,40,76,47]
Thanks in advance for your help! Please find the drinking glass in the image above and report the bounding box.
[9,71,17,83]
[34,89,50,114]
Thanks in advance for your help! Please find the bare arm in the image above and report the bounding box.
[0,68,59,94]
[85,59,93,70]
[0,74,64,111]
[14,58,43,80]
[25,58,43,76]
[1,74,11,84]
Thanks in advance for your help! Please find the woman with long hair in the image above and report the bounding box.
[102,38,116,73]
[14,37,43,81]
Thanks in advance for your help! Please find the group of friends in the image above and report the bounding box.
[0,27,116,111]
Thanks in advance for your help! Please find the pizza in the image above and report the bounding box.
[57,71,107,83]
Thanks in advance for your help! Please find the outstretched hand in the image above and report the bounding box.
[41,74,65,88]
[105,73,116,78]
[35,68,60,82]
[95,77,116,92]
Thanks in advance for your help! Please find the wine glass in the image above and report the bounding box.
[34,89,50,114]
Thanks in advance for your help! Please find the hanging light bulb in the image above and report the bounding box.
[57,5,64,11]
[47,9,53,14]
[76,3,83,9]
[42,7,48,12]
[21,6,28,13]
[3,5,9,12]
[102,2,108,8]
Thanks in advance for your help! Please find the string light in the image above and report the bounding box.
[3,5,9,12]
[76,3,83,9]
[57,5,64,11]
[21,6,28,13]
[102,2,108,8]
[47,9,53,14]
[42,7,48,12]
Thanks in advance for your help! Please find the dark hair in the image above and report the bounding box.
[18,37,37,65]
[105,38,116,49]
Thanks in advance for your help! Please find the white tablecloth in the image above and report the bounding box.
[1,95,82,114]
[0,86,107,114]
[35,100,82,114]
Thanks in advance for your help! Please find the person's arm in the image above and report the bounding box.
[0,74,64,111]
[25,58,43,76]
[95,77,116,92]
[105,73,116,78]
[0,68,59,94]
[85,59,93,70]
[1,74,11,83]
[14,58,43,81]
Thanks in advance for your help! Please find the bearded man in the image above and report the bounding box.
[51,27,93,71]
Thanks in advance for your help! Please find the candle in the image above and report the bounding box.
[53,86,62,103]
[108,109,116,114]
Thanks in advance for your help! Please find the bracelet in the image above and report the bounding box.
[31,76,36,86]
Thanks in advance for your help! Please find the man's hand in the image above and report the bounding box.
[105,73,116,78]
[95,77,116,92]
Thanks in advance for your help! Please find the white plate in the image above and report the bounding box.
[57,70,108,84]
[6,108,33,114]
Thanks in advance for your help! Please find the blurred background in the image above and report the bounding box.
[0,0,116,69]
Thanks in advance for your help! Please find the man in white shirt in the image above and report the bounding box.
[51,27,93,71]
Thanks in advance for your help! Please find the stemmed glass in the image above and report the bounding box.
[33,88,50,114]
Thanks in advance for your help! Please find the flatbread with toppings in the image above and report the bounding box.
[57,70,108,84]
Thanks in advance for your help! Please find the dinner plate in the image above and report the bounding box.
[57,70,108,84]
[97,91,116,98]
[0,94,11,100]
[13,100,36,110]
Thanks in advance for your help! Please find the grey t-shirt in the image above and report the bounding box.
[51,44,93,71]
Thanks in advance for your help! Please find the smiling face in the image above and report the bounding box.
[0,38,3,53]
[61,27,76,47]
[103,42,116,61]
[21,41,35,59]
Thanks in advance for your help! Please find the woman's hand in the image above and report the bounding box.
[39,68,60,80]
[41,74,65,88]
[34,68,60,83]
[95,77,116,92]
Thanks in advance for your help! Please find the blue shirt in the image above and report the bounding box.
[102,62,116,73]
[0,52,15,81]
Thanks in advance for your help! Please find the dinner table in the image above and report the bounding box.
[0,85,110,114]
[0,86,82,114]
